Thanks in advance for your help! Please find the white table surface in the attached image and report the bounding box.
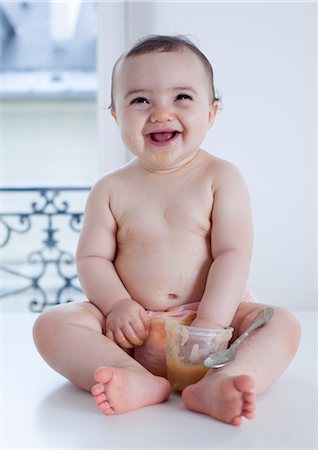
[1,310,317,450]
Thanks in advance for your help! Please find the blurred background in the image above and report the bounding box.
[1,1,317,312]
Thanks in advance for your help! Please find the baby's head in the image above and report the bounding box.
[110,34,219,112]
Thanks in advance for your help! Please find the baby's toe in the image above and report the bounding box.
[243,401,255,413]
[232,416,243,426]
[244,392,256,403]
[99,400,114,415]
[94,392,107,405]
[242,410,255,420]
[91,383,105,396]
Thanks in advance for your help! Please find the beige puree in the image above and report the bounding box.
[165,320,233,391]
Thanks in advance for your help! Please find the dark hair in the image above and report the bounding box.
[109,34,219,111]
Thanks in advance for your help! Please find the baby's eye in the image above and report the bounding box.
[176,93,192,101]
[130,97,149,104]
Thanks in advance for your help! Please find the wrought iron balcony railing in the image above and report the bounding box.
[0,187,90,312]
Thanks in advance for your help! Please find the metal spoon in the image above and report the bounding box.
[204,307,274,369]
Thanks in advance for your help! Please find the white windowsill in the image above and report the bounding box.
[1,70,97,100]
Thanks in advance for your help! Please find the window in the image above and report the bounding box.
[1,1,97,99]
[0,2,99,311]
[1,1,98,188]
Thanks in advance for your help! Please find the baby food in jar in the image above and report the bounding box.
[165,320,233,391]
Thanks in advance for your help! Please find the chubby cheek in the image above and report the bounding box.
[120,126,144,154]
[183,110,210,140]
[117,112,145,148]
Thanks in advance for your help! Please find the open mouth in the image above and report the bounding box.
[147,131,181,146]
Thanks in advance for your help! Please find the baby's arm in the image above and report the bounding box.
[76,177,149,348]
[192,161,253,329]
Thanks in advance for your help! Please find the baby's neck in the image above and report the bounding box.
[136,149,203,174]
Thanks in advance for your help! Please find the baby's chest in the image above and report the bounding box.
[116,193,212,241]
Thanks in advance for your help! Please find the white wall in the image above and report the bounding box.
[100,2,317,310]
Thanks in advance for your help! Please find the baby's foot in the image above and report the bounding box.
[91,366,171,415]
[182,373,256,426]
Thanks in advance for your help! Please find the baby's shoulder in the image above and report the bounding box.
[201,151,242,179]
[91,163,134,194]
[199,152,247,196]
[84,168,130,210]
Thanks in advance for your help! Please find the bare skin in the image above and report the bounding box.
[92,366,171,415]
[33,299,300,425]
[33,48,301,425]
[182,302,300,425]
[88,302,299,425]
[182,373,256,426]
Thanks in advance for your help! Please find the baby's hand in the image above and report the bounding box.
[106,298,150,349]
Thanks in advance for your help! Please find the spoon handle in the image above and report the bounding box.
[230,307,274,351]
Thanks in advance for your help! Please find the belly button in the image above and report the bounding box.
[167,293,178,300]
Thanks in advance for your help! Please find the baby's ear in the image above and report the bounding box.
[208,100,218,127]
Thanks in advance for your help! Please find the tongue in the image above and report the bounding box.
[151,132,174,142]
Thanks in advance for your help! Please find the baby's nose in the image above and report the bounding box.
[149,106,174,123]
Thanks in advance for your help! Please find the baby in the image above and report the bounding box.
[33,35,301,426]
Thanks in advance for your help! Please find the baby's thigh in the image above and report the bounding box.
[230,302,269,341]
[33,301,106,345]
[62,301,106,332]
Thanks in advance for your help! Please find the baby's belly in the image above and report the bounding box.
[114,239,212,311]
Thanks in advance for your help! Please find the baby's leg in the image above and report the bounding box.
[182,303,301,425]
[33,302,171,414]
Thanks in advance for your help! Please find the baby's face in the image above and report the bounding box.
[112,49,218,172]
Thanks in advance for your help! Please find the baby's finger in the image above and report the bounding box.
[106,329,116,343]
[130,316,149,341]
[114,328,134,349]
[122,323,144,346]
[138,309,151,335]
